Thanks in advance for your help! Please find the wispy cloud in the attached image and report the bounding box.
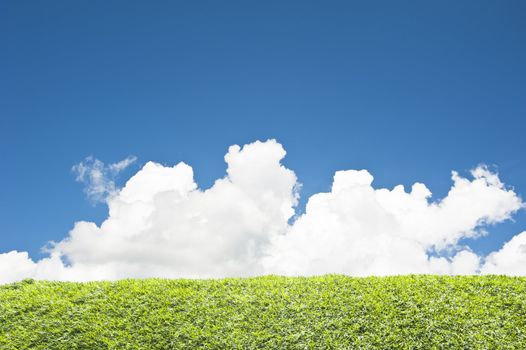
[72,156,137,203]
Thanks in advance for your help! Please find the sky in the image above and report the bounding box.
[1,1,525,282]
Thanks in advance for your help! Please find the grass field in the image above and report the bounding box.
[1,275,525,349]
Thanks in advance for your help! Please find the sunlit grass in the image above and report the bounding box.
[1,275,525,349]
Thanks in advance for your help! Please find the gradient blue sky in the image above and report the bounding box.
[1,1,525,260]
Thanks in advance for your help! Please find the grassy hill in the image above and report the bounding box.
[1,275,525,349]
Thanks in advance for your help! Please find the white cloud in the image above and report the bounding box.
[481,232,526,275]
[0,140,525,283]
[263,166,523,276]
[0,251,36,284]
[72,155,137,203]
[108,156,138,173]
[50,140,297,280]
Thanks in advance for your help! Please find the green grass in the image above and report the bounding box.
[0,275,525,349]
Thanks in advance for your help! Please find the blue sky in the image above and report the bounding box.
[1,1,525,265]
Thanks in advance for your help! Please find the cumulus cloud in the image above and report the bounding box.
[481,232,526,275]
[72,155,137,203]
[0,140,525,283]
[264,167,522,275]
[48,140,296,280]
[0,251,36,285]
[263,167,522,276]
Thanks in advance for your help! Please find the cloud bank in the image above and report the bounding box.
[1,140,525,283]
